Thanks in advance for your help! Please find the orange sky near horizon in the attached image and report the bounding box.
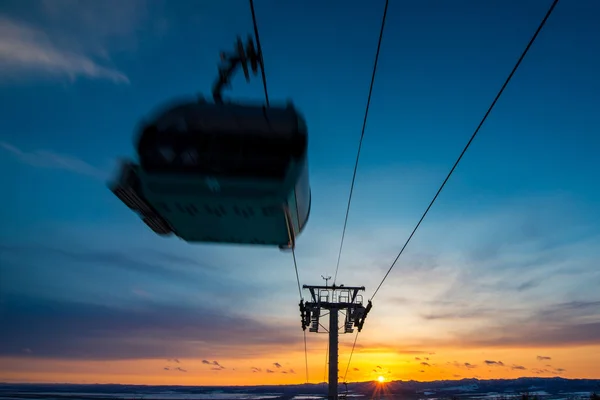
[2,343,599,385]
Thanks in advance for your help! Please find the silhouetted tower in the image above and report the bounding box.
[299,284,372,400]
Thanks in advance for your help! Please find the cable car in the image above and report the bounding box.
[109,36,311,250]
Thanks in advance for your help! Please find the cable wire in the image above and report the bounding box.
[303,330,309,383]
[343,330,360,383]
[249,0,270,107]
[333,0,389,285]
[248,0,307,382]
[292,248,303,300]
[370,0,561,301]
[323,341,329,383]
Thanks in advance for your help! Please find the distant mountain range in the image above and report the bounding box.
[1,377,600,400]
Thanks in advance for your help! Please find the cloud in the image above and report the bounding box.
[484,360,504,366]
[209,361,225,370]
[201,360,225,370]
[0,141,108,180]
[516,279,541,292]
[266,369,274,373]
[421,362,431,367]
[273,362,282,369]
[537,355,552,361]
[0,293,302,360]
[420,298,600,349]
[511,365,527,370]
[531,368,552,375]
[353,368,359,371]
[415,357,421,361]
[251,367,261,373]
[464,363,476,369]
[164,366,186,373]
[0,244,198,283]
[0,16,128,84]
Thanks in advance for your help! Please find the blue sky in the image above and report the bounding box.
[1,0,599,383]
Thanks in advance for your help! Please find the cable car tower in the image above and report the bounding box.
[299,284,372,400]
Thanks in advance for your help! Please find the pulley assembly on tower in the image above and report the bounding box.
[108,36,311,250]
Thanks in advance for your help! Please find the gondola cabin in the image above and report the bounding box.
[109,97,311,249]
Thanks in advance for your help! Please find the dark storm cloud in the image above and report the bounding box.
[0,294,301,360]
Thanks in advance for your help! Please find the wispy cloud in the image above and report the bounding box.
[0,141,108,179]
[0,293,301,360]
[0,16,128,84]
[209,360,225,370]
[537,355,552,361]
[485,360,504,366]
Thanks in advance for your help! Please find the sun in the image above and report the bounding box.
[378,376,385,383]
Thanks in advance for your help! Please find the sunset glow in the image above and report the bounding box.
[1,0,599,388]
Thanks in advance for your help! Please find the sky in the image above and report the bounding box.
[1,0,600,386]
